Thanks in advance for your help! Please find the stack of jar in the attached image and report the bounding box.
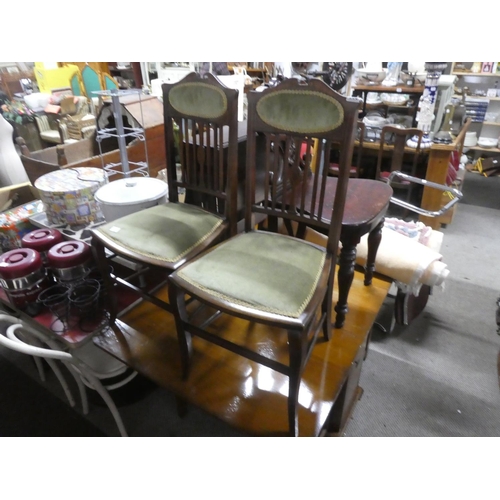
[0,228,94,317]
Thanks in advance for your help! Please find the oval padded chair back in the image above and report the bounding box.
[256,89,344,134]
[166,77,230,121]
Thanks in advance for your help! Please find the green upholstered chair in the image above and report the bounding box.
[168,77,361,436]
[90,72,240,326]
[81,64,103,99]
[101,72,119,91]
[69,70,83,97]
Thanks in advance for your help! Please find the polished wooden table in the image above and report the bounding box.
[94,265,392,436]
[336,179,392,327]
[299,177,393,328]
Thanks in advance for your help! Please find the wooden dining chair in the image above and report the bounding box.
[168,78,360,436]
[328,120,366,178]
[90,72,239,328]
[375,125,424,208]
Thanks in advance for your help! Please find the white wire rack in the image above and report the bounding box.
[93,88,150,178]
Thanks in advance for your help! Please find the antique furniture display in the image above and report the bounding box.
[168,78,360,436]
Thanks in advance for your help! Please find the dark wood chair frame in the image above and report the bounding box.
[328,120,366,178]
[90,72,240,325]
[168,78,361,436]
[375,125,424,207]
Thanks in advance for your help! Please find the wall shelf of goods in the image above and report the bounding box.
[451,62,500,154]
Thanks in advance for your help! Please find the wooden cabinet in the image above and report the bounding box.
[107,62,143,89]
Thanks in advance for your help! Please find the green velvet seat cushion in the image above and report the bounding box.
[96,203,224,263]
[177,232,327,318]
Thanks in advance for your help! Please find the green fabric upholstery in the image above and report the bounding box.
[103,74,118,90]
[177,232,327,318]
[256,90,344,134]
[70,74,82,96]
[169,83,227,119]
[96,203,224,263]
[81,66,102,97]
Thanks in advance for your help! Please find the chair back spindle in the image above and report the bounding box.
[163,73,239,237]
[245,79,361,254]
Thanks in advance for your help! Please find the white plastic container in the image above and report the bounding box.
[95,177,168,222]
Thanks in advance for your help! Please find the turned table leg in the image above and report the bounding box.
[334,237,359,329]
[364,219,384,286]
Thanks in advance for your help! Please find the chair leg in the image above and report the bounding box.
[91,237,118,326]
[287,331,307,437]
[364,219,384,286]
[33,356,46,382]
[80,368,128,437]
[44,358,76,408]
[322,269,334,341]
[66,364,89,414]
[334,242,357,329]
[31,329,89,413]
[168,283,193,380]
[19,329,76,408]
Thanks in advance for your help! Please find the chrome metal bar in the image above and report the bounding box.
[387,171,463,217]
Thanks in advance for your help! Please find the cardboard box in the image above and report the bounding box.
[0,183,44,253]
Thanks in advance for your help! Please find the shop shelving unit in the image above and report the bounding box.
[450,62,500,155]
[93,88,150,178]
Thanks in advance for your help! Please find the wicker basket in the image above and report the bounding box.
[65,114,96,140]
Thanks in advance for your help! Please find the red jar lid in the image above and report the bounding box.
[22,228,63,252]
[47,241,91,269]
[0,248,43,279]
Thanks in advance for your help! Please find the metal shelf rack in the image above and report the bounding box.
[93,88,150,178]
